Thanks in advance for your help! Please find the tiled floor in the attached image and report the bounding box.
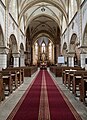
[0,69,87,120]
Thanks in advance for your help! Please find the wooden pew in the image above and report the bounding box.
[63,70,70,85]
[2,68,19,88]
[67,70,77,90]
[50,66,82,77]
[72,71,87,96]
[0,73,5,101]
[0,71,13,95]
[79,76,87,104]
[3,68,23,85]
[62,67,83,85]
[19,66,37,77]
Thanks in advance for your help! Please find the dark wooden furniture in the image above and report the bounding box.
[0,73,5,101]
[79,76,87,104]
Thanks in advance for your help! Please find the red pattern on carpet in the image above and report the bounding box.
[7,70,82,120]
[7,70,42,120]
[45,70,82,120]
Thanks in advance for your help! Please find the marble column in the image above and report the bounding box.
[0,47,9,70]
[0,54,7,70]
[67,52,75,67]
[68,57,74,67]
[80,53,85,68]
[79,46,87,69]
[13,53,20,67]
[20,55,25,66]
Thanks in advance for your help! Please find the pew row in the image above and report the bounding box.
[50,66,82,77]
[79,77,87,104]
[0,73,5,101]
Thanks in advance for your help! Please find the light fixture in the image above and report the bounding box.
[41,6,45,12]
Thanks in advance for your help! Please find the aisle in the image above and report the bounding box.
[7,70,82,120]
[45,70,82,120]
[7,70,43,120]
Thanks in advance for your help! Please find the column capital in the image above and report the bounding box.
[67,51,75,57]
[79,45,87,54]
[0,46,9,54]
[12,52,20,58]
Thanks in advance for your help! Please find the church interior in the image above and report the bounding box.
[0,0,87,120]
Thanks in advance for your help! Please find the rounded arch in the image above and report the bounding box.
[7,34,18,67]
[62,42,67,64]
[19,43,25,66]
[35,34,54,44]
[69,33,80,66]
[0,25,4,46]
[62,42,67,54]
[9,34,18,53]
[32,31,55,45]
[20,43,24,55]
[20,43,24,51]
[19,0,68,25]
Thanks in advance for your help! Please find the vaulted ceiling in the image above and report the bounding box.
[6,0,81,44]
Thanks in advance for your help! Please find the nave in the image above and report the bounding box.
[0,69,87,120]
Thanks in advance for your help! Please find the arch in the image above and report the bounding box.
[70,33,77,45]
[62,42,67,64]
[7,34,18,67]
[32,30,55,45]
[69,33,80,66]
[20,43,24,55]
[69,33,78,53]
[0,25,4,46]
[63,42,67,50]
[9,34,18,53]
[19,43,25,66]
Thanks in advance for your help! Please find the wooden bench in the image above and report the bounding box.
[0,73,5,101]
[50,66,82,77]
[3,68,23,85]
[0,71,13,95]
[71,71,87,96]
[79,77,87,104]
[62,67,84,85]
[19,66,38,77]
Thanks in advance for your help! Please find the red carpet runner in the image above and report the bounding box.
[45,70,82,120]
[7,70,82,120]
[7,70,43,120]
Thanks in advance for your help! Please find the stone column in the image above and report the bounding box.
[54,45,56,64]
[80,52,85,68]
[67,52,75,67]
[13,53,20,67]
[0,47,9,70]
[52,44,54,64]
[68,57,74,67]
[20,55,25,66]
[79,46,87,69]
[0,53,7,70]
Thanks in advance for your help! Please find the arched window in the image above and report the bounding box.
[49,42,52,60]
[35,42,38,55]
[42,42,45,53]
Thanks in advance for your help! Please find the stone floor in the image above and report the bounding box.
[0,68,87,120]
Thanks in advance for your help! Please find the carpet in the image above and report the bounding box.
[45,70,82,120]
[7,70,82,120]
[7,70,42,120]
